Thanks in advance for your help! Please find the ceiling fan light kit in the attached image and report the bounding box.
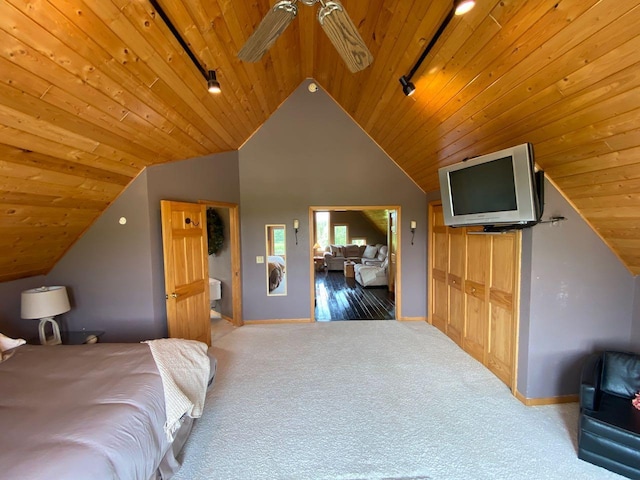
[238,0,373,73]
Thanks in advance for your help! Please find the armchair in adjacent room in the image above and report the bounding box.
[578,350,640,479]
[354,257,389,287]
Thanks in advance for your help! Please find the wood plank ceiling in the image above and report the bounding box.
[1,0,639,281]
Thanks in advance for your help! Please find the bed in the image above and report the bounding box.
[0,339,214,480]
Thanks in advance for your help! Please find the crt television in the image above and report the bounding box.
[438,143,543,228]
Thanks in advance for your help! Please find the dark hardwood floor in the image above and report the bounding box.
[315,270,395,321]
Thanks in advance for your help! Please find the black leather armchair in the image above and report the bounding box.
[578,351,640,479]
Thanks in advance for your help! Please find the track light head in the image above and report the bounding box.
[207,70,221,94]
[399,76,416,96]
[454,0,475,15]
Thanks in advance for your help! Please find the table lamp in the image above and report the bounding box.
[21,286,70,345]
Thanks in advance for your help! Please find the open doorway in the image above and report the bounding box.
[309,206,401,321]
[200,201,243,341]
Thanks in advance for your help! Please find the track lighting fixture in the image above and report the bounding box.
[399,76,416,97]
[150,0,221,94]
[454,0,476,16]
[207,70,221,94]
[399,0,475,96]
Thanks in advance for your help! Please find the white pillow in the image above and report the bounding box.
[0,333,26,352]
[362,245,378,259]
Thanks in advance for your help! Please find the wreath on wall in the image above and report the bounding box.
[207,208,224,256]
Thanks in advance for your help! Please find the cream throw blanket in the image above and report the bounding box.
[359,266,380,284]
[144,339,210,440]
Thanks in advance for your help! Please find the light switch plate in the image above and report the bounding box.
[256,256,264,264]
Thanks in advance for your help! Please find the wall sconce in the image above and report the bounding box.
[293,219,299,245]
[150,0,221,94]
[399,0,475,96]
[410,220,417,245]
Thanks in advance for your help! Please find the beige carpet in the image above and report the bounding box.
[174,321,622,480]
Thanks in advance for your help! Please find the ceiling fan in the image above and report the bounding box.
[238,0,373,73]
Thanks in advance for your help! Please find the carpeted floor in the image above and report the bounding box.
[173,321,622,480]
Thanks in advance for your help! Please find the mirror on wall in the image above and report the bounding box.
[266,224,287,296]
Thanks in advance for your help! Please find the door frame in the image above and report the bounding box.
[308,205,402,321]
[199,200,244,327]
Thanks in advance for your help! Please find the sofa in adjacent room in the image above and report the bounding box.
[323,244,387,271]
[354,257,389,287]
[361,245,388,267]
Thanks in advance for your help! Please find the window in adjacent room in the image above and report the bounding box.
[316,211,330,248]
[334,225,348,245]
[351,238,366,246]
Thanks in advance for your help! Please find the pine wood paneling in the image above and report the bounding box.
[1,0,639,280]
[463,233,488,363]
[447,228,464,346]
[429,203,448,333]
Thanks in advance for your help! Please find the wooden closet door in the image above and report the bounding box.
[463,231,488,363]
[487,233,520,387]
[430,204,448,333]
[447,227,465,346]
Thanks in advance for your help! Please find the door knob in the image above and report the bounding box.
[171,292,178,298]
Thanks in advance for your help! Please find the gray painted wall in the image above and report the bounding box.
[46,171,158,341]
[518,178,635,398]
[239,79,428,321]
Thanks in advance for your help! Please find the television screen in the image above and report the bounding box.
[438,143,542,227]
[449,156,517,215]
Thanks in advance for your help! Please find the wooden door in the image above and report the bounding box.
[447,227,465,346]
[463,230,489,363]
[429,203,448,333]
[160,200,211,346]
[487,233,520,386]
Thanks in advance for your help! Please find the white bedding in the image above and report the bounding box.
[144,338,210,440]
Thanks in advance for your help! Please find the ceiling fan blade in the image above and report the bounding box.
[318,0,373,73]
[238,1,298,63]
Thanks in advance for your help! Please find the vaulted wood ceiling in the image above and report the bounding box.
[1,0,639,281]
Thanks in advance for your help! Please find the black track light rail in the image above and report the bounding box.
[149,0,208,80]
[405,5,456,83]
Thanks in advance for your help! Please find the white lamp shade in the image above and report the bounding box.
[21,286,70,319]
